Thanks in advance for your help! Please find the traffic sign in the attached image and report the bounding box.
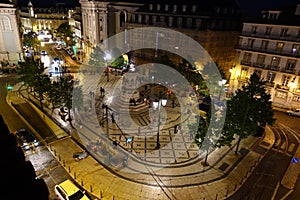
[292,157,298,164]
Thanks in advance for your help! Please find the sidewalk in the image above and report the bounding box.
[8,80,276,200]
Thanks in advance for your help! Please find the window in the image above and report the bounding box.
[152,16,157,23]
[265,27,272,35]
[251,26,257,34]
[276,42,284,51]
[247,39,255,48]
[177,17,182,27]
[276,91,288,99]
[291,44,300,54]
[243,52,252,62]
[1,16,12,32]
[165,4,169,12]
[257,54,266,65]
[266,71,276,82]
[281,75,291,87]
[241,67,248,79]
[254,69,262,77]
[285,59,297,71]
[261,40,269,50]
[157,4,161,11]
[270,56,280,67]
[186,18,192,28]
[293,96,300,102]
[280,28,288,37]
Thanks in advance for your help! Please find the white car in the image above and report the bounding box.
[286,109,300,117]
[41,50,47,55]
[54,180,90,200]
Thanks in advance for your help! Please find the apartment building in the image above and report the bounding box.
[80,0,242,75]
[231,4,300,109]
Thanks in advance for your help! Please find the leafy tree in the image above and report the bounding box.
[34,74,51,110]
[88,46,105,67]
[110,56,124,69]
[58,75,74,122]
[72,85,83,110]
[18,60,46,90]
[23,31,39,48]
[48,81,62,115]
[226,73,275,155]
[56,22,75,46]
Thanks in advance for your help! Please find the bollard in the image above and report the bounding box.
[100,191,103,198]
[58,154,61,161]
[63,160,65,167]
[234,184,237,191]
[74,172,76,179]
[113,195,114,200]
[54,149,56,156]
[225,189,229,197]
[68,166,71,173]
[90,185,93,193]
[50,145,52,151]
[81,179,83,186]
[215,194,218,200]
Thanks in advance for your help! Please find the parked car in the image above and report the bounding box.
[286,109,300,117]
[73,151,88,161]
[54,179,90,200]
[13,129,39,150]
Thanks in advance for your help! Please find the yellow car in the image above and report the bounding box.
[54,180,90,200]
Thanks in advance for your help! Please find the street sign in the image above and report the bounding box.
[292,157,298,164]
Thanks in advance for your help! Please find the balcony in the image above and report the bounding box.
[280,68,296,74]
[240,31,300,42]
[240,60,252,66]
[266,65,280,71]
[265,82,275,87]
[276,84,290,91]
[236,44,300,58]
[253,62,265,69]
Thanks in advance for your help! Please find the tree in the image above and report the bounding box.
[23,31,39,48]
[88,46,105,67]
[48,81,62,115]
[226,73,275,155]
[58,75,74,122]
[34,74,51,110]
[56,22,75,46]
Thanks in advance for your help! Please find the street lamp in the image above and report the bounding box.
[153,98,167,149]
[104,53,111,82]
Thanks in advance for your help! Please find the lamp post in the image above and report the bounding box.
[153,98,167,149]
[104,53,111,82]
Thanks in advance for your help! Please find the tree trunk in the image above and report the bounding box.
[235,135,241,155]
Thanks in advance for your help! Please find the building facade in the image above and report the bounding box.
[80,0,242,75]
[0,0,23,65]
[230,4,300,109]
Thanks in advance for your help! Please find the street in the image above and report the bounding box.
[0,74,74,200]
[228,110,300,200]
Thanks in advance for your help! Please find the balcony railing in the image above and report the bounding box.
[240,31,300,42]
[266,65,280,71]
[236,44,300,58]
[253,62,265,68]
[240,60,252,66]
[265,82,275,87]
[280,68,296,74]
[276,84,290,91]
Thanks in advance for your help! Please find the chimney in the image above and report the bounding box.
[295,4,300,15]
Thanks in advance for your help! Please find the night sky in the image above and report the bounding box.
[16,0,300,17]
